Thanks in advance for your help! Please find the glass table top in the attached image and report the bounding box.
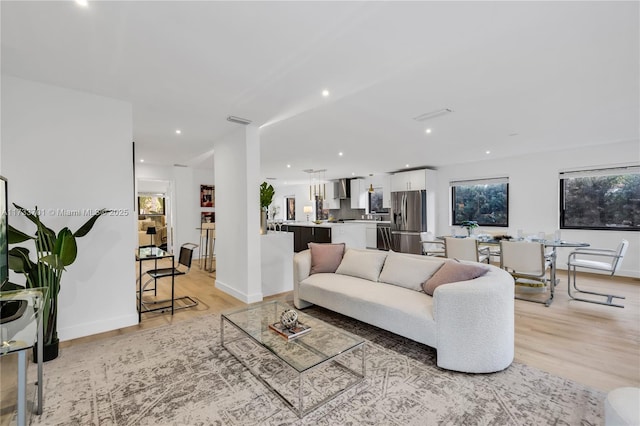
[222,301,364,373]
[136,246,171,260]
[1,287,48,355]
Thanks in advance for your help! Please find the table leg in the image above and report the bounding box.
[138,259,142,323]
[37,310,43,414]
[171,255,175,315]
[17,350,26,426]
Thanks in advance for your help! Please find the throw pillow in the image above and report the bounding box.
[335,248,388,282]
[308,242,345,274]
[378,250,445,291]
[422,259,488,296]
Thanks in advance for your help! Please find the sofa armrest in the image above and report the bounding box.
[433,265,515,373]
[293,249,313,309]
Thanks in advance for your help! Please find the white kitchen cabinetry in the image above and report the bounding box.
[365,223,377,249]
[350,178,367,209]
[322,180,339,209]
[390,170,427,191]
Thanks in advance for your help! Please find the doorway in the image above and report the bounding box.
[137,179,174,252]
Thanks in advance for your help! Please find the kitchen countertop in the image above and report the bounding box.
[282,220,389,228]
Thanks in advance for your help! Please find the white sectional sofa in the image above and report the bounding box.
[293,246,515,373]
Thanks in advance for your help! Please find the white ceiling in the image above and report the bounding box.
[2,1,638,185]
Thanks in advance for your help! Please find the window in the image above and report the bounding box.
[368,187,385,213]
[560,166,640,231]
[451,177,509,227]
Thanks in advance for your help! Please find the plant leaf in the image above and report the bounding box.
[74,209,110,238]
[54,228,78,266]
[8,224,34,244]
[12,203,40,226]
[8,247,35,274]
[40,254,65,271]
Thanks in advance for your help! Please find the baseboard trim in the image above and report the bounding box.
[215,279,263,304]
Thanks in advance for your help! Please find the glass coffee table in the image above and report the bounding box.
[221,301,366,418]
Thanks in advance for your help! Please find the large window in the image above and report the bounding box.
[451,177,509,227]
[560,166,640,231]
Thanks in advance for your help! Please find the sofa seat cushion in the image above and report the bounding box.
[378,250,445,292]
[299,273,437,347]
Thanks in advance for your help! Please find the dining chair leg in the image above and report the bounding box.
[567,266,625,308]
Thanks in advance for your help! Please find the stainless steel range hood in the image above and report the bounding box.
[333,179,351,199]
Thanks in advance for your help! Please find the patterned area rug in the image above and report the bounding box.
[28,305,604,425]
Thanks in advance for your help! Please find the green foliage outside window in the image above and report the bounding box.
[452,183,508,227]
[561,173,640,230]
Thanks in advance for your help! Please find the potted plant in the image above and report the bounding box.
[460,220,479,237]
[259,182,275,234]
[5,204,109,361]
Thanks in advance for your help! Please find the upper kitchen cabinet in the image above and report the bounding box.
[350,178,367,209]
[390,169,435,191]
[323,180,339,209]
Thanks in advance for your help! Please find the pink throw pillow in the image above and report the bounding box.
[309,243,346,274]
[422,260,488,296]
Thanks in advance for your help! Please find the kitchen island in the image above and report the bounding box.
[280,222,368,252]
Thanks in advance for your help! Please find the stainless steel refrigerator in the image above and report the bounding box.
[391,190,427,254]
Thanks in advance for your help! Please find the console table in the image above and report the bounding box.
[0,287,47,426]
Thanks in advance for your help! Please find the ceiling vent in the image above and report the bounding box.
[227,116,252,125]
[173,164,188,167]
[412,108,453,122]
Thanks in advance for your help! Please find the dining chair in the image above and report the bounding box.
[139,243,199,313]
[500,240,553,306]
[420,231,445,257]
[566,239,628,308]
[444,237,490,263]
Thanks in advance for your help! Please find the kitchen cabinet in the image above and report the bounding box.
[390,170,427,191]
[286,225,332,252]
[365,223,377,249]
[350,178,367,209]
[323,181,339,209]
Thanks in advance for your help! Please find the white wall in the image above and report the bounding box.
[435,140,640,277]
[1,75,137,340]
[213,126,262,303]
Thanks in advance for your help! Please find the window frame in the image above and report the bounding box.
[559,166,640,231]
[450,177,509,227]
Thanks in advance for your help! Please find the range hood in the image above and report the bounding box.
[333,178,351,199]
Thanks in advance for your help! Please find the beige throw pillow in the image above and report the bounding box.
[378,250,445,292]
[422,260,488,296]
[335,248,388,282]
[308,243,346,274]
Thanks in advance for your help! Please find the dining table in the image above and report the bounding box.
[438,235,590,288]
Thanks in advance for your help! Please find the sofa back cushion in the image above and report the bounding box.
[422,259,488,296]
[378,250,445,292]
[308,242,346,274]
[335,248,388,282]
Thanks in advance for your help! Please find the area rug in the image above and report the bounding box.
[27,305,604,425]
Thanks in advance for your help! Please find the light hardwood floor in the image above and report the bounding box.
[1,257,639,424]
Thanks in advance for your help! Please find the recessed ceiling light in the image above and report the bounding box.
[286,164,291,168]
[175,129,182,134]
[75,0,88,7]
[351,172,355,176]
[338,152,343,156]
[322,89,330,97]
[486,150,491,154]
[140,159,144,163]
[425,129,432,134]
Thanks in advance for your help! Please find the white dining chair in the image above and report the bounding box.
[420,232,445,257]
[500,240,553,306]
[566,239,628,308]
[444,237,490,263]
